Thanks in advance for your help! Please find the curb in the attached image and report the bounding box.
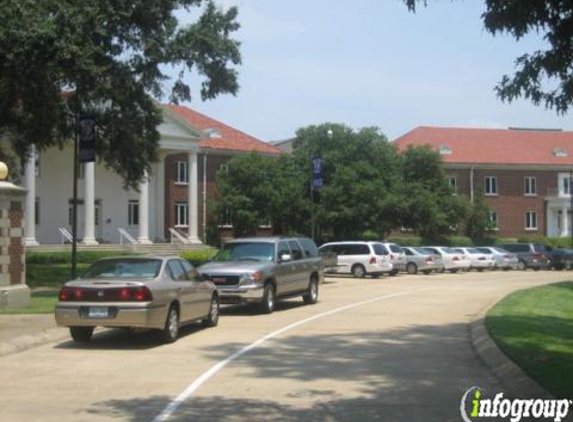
[470,302,553,399]
[0,328,68,358]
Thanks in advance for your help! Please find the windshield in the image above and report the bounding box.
[82,258,162,279]
[214,242,275,262]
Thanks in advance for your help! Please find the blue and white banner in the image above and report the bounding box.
[312,156,324,189]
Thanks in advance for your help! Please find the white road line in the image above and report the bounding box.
[151,286,439,422]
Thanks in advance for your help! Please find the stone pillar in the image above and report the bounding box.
[24,146,38,246]
[82,162,98,244]
[138,171,152,244]
[188,150,201,244]
[561,207,569,237]
[0,162,30,308]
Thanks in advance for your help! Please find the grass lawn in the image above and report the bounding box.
[0,291,59,314]
[26,263,91,289]
[485,282,573,398]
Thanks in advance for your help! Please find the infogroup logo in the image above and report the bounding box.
[460,387,572,422]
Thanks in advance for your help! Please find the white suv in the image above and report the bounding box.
[318,241,393,278]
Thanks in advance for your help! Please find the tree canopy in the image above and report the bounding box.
[215,123,472,242]
[404,0,573,114]
[0,0,241,188]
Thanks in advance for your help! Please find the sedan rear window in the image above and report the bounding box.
[82,259,162,279]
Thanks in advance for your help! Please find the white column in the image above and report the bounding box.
[187,150,201,243]
[561,206,569,237]
[138,171,152,244]
[154,153,166,242]
[82,162,98,244]
[24,146,38,246]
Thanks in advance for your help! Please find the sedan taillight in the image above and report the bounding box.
[425,256,433,263]
[369,257,376,264]
[58,286,153,302]
[452,256,459,261]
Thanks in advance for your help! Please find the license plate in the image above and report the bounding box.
[88,307,109,318]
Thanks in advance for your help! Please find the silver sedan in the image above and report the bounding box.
[55,256,219,343]
[402,247,444,274]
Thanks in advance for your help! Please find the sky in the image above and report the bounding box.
[175,0,573,142]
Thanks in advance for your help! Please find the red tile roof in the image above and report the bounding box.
[164,104,281,155]
[393,126,573,166]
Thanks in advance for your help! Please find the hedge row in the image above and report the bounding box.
[180,248,219,267]
[26,250,136,265]
[386,235,573,248]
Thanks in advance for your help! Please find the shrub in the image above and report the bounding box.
[387,236,422,247]
[362,230,380,241]
[181,248,219,267]
[472,236,498,246]
[443,236,473,247]
[496,237,518,245]
[27,250,134,265]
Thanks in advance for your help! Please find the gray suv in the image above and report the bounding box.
[198,237,324,313]
[498,243,551,270]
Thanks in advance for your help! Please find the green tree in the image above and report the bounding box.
[404,0,573,113]
[466,188,494,240]
[0,0,241,188]
[400,145,468,241]
[292,124,403,240]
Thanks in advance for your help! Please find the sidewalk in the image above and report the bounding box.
[0,314,67,357]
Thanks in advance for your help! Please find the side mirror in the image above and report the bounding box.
[280,254,292,263]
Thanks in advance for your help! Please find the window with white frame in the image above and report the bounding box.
[219,163,229,173]
[525,211,538,230]
[220,206,232,227]
[448,176,457,193]
[175,161,189,184]
[524,177,537,196]
[175,202,188,227]
[484,176,498,195]
[563,175,572,195]
[488,211,498,229]
[128,200,139,226]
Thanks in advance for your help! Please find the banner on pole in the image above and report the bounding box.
[312,156,324,189]
[79,116,96,163]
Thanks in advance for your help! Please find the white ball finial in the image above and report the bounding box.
[0,162,8,181]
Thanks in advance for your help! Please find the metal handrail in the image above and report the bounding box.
[58,227,73,244]
[168,227,190,244]
[117,228,137,245]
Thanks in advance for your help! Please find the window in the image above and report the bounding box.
[298,238,318,258]
[180,260,197,281]
[339,244,370,256]
[524,177,537,196]
[525,211,538,230]
[488,211,498,229]
[564,176,572,195]
[220,207,232,227]
[35,197,39,225]
[175,161,188,184]
[219,163,229,173]
[167,260,188,281]
[128,200,139,226]
[34,150,40,177]
[175,202,188,227]
[484,176,498,195]
[287,240,304,260]
[277,241,290,260]
[448,176,457,193]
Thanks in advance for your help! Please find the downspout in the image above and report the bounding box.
[203,151,208,243]
[470,165,474,204]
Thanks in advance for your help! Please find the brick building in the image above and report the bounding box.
[394,126,573,238]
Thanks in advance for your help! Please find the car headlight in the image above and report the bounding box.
[240,271,262,285]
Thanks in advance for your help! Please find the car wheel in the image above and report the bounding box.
[202,295,220,328]
[517,260,526,271]
[260,283,276,314]
[406,263,418,275]
[351,264,366,278]
[439,267,446,273]
[303,277,319,305]
[69,326,94,343]
[161,305,180,343]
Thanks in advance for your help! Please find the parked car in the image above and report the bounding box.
[498,243,552,270]
[402,247,444,274]
[451,247,496,271]
[379,242,407,276]
[423,246,471,273]
[199,237,323,313]
[474,247,519,270]
[318,241,393,278]
[55,256,219,343]
[548,248,573,270]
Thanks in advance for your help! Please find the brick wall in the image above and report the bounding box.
[446,168,560,237]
